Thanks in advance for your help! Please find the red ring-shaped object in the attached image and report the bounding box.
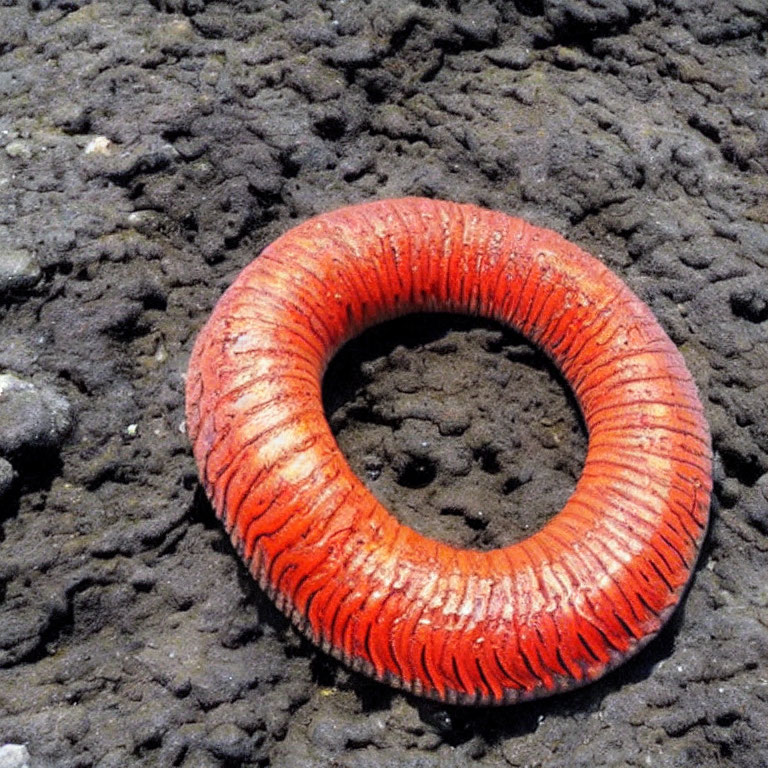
[186,198,712,705]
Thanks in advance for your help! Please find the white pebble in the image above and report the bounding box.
[0,744,31,768]
[84,136,114,155]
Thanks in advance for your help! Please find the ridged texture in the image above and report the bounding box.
[186,198,712,706]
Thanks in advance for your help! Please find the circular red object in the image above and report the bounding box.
[186,198,712,705]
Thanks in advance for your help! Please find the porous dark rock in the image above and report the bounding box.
[0,0,766,766]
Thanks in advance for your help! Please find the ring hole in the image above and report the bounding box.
[322,313,587,551]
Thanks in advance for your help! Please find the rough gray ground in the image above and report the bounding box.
[1,0,767,766]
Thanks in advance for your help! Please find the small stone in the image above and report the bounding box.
[0,744,31,768]
[84,136,114,156]
[0,458,14,497]
[4,140,33,160]
[0,373,73,455]
[0,247,41,295]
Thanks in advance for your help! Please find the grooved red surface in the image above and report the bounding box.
[185,198,712,705]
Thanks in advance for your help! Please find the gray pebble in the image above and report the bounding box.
[0,457,14,497]
[0,374,73,455]
[0,247,41,295]
[0,744,30,768]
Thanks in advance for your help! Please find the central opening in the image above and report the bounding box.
[322,314,588,551]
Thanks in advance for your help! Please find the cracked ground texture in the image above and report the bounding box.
[1,1,767,766]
